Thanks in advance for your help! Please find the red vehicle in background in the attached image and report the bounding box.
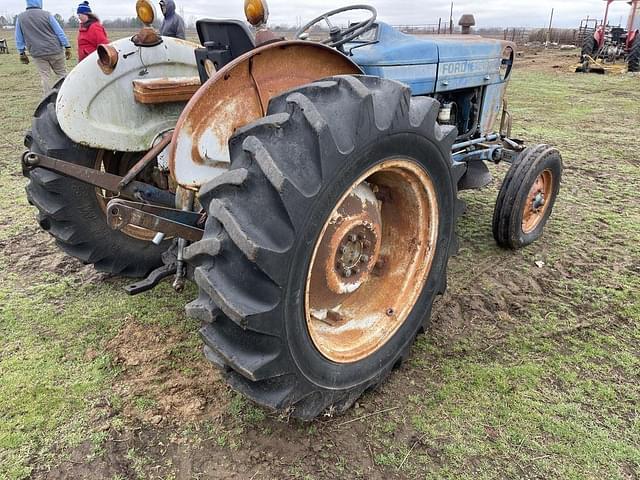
[581,0,640,71]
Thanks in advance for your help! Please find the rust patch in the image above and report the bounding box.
[168,41,362,189]
[247,42,362,112]
[308,183,382,305]
[522,169,553,234]
[131,27,162,47]
[97,44,118,74]
[190,59,262,167]
[93,151,162,242]
[305,159,440,364]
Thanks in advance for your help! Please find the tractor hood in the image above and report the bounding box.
[349,22,439,65]
[350,22,510,95]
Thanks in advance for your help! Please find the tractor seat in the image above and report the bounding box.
[196,19,255,59]
[194,19,256,82]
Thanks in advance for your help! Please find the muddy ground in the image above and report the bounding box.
[1,43,639,480]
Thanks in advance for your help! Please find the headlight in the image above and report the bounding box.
[136,0,155,26]
[244,0,269,26]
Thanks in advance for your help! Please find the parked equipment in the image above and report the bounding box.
[578,0,640,72]
[21,0,563,419]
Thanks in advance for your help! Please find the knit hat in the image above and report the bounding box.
[77,1,92,14]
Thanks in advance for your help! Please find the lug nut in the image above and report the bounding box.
[348,234,357,242]
[360,254,369,263]
[363,240,371,249]
[340,245,348,254]
[343,268,353,278]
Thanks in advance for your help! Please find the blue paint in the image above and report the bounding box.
[349,22,509,100]
[350,23,439,94]
[361,64,438,96]
[349,23,439,66]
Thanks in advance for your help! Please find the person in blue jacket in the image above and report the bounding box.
[15,0,72,93]
[159,0,185,39]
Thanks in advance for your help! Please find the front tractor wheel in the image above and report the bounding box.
[493,145,562,249]
[185,76,465,420]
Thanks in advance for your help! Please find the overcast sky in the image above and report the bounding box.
[2,0,635,29]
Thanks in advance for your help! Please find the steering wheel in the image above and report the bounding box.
[295,5,377,48]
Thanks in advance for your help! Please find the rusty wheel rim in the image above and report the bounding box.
[522,169,553,234]
[94,150,158,242]
[304,158,439,363]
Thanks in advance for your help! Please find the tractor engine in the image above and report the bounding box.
[347,23,514,142]
[434,88,482,139]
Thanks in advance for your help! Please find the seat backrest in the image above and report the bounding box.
[196,19,255,58]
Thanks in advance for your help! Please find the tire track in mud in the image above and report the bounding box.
[426,214,637,362]
[0,226,106,284]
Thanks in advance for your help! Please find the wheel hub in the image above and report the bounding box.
[94,150,160,242]
[522,169,553,234]
[532,192,546,210]
[335,226,376,277]
[305,159,439,363]
[319,183,382,296]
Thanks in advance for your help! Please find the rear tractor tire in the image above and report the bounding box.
[581,35,598,62]
[628,35,640,72]
[185,76,466,420]
[24,81,170,277]
[493,145,562,249]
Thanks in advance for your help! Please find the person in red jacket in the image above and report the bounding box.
[76,1,109,62]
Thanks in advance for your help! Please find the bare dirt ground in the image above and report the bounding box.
[1,44,638,480]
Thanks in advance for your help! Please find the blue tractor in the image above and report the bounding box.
[22,1,562,419]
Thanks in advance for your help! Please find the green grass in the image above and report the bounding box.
[0,39,639,480]
[371,61,640,479]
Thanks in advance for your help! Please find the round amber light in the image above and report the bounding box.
[244,0,269,26]
[136,0,155,25]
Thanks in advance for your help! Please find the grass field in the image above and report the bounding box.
[0,33,639,480]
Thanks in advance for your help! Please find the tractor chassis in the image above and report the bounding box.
[21,150,204,246]
[22,152,176,208]
[22,99,524,295]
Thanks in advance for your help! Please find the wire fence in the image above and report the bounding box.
[392,25,586,46]
[63,24,588,47]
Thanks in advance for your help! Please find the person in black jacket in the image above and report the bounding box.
[159,0,185,40]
